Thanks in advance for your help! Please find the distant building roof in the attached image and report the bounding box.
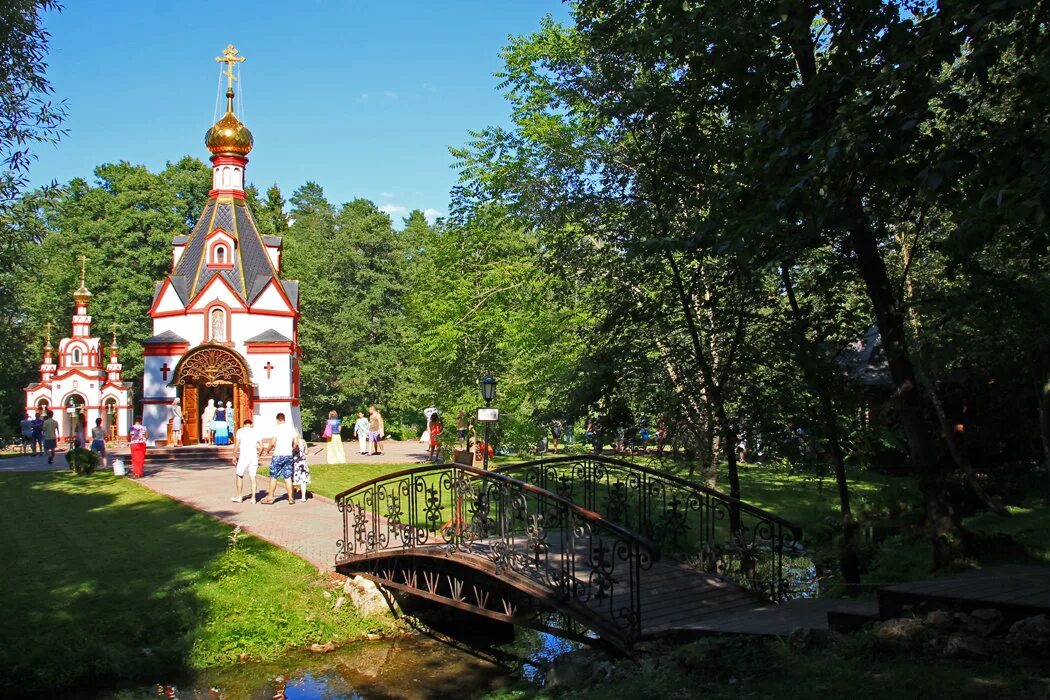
[245,329,292,343]
[142,330,188,345]
[836,326,893,387]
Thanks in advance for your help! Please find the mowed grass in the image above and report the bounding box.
[311,454,914,545]
[0,471,392,695]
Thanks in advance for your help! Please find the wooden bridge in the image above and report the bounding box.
[333,455,803,649]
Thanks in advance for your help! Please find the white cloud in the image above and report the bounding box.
[379,203,408,216]
[383,90,397,98]
[356,93,369,103]
[380,191,394,199]
[423,208,442,224]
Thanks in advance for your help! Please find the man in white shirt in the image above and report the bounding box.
[231,418,261,504]
[262,412,299,505]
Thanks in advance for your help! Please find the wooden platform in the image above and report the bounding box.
[652,597,879,637]
[878,565,1050,620]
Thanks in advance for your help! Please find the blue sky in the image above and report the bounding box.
[33,1,571,225]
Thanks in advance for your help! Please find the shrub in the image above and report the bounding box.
[65,448,100,475]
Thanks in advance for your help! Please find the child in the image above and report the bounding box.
[292,436,311,503]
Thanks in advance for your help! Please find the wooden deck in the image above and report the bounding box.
[878,565,1050,619]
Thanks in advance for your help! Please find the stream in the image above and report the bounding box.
[86,628,575,700]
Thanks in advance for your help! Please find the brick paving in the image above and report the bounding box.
[133,439,430,571]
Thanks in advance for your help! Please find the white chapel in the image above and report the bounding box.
[141,45,301,445]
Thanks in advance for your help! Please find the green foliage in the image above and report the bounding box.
[283,184,410,431]
[64,446,99,474]
[0,471,392,694]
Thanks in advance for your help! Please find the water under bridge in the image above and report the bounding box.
[333,455,804,650]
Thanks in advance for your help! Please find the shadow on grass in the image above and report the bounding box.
[0,472,231,695]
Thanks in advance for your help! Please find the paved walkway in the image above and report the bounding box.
[0,451,68,472]
[133,439,432,571]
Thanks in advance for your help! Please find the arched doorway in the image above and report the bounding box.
[170,344,254,445]
[64,393,86,445]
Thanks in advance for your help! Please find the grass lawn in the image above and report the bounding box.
[310,454,913,541]
[0,471,393,695]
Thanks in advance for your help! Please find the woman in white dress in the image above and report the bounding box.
[201,399,216,445]
[171,403,183,446]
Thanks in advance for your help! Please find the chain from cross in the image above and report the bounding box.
[216,44,245,91]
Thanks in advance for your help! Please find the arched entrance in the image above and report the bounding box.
[170,344,254,445]
[63,393,86,445]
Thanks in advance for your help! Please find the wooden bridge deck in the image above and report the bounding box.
[339,522,764,638]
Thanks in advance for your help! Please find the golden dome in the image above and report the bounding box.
[73,284,92,304]
[205,90,254,157]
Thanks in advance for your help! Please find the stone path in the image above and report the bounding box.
[0,450,68,472]
[134,439,431,571]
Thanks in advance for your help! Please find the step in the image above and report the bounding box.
[876,566,1050,623]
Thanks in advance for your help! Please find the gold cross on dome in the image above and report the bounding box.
[216,44,246,91]
[77,254,87,286]
[43,321,52,345]
[110,323,119,347]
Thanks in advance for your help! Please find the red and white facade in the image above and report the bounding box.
[24,286,133,442]
[140,100,300,444]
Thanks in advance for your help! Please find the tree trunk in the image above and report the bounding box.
[848,224,964,567]
[665,252,742,531]
[780,263,860,584]
[1036,359,1050,502]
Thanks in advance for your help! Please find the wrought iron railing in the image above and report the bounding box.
[495,455,803,602]
[334,463,658,642]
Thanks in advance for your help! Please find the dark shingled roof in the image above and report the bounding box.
[143,330,188,344]
[836,326,892,388]
[167,196,297,309]
[245,329,292,343]
[263,235,282,246]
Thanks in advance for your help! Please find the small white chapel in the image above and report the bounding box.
[141,45,301,445]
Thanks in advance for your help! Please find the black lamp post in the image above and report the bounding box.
[479,375,496,469]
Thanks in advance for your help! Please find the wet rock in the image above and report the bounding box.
[1006,614,1050,653]
[547,648,610,689]
[871,617,931,649]
[344,575,396,620]
[944,633,987,658]
[308,641,339,653]
[924,610,956,634]
[788,626,829,650]
[966,609,1006,637]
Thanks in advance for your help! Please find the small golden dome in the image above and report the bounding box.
[73,284,92,304]
[205,90,254,157]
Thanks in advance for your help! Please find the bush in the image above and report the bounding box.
[65,448,100,475]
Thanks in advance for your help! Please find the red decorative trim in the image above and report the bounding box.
[188,275,248,310]
[210,155,248,167]
[255,277,297,315]
[245,343,295,354]
[50,368,106,382]
[208,189,247,200]
[148,278,179,316]
[144,343,190,356]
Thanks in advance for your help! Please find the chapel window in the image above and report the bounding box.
[72,348,81,364]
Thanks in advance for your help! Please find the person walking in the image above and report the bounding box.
[213,401,230,446]
[292,436,311,502]
[19,412,33,454]
[31,412,44,456]
[427,412,443,462]
[201,398,216,445]
[324,410,345,464]
[90,417,107,462]
[262,412,298,505]
[367,405,385,456]
[456,410,468,448]
[74,413,88,449]
[550,418,564,452]
[129,416,149,477]
[171,402,183,446]
[42,410,59,464]
[231,418,261,503]
[353,411,369,455]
